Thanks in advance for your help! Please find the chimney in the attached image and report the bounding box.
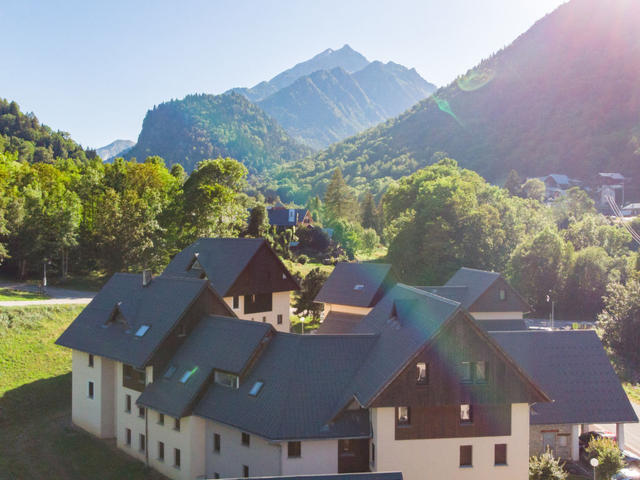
[142,269,153,287]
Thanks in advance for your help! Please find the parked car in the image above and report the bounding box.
[579,431,617,451]
[613,467,640,480]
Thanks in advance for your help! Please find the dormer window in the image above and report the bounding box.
[354,284,365,291]
[106,304,127,327]
[189,253,203,271]
[499,289,506,301]
[180,367,198,384]
[135,325,150,337]
[249,381,264,397]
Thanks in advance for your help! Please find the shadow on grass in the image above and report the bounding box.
[0,373,71,426]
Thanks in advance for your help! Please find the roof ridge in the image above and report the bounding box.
[397,283,462,307]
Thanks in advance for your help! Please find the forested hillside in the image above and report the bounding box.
[273,0,640,200]
[126,93,312,173]
[258,62,436,149]
[0,98,94,163]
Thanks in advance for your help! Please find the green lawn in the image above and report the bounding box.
[0,288,49,301]
[0,305,166,479]
[624,383,640,405]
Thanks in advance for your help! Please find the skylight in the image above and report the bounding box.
[135,325,150,337]
[180,366,199,384]
[354,284,365,291]
[248,381,264,397]
[163,365,177,379]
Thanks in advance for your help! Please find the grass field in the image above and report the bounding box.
[0,305,166,479]
[0,288,49,301]
[624,383,640,405]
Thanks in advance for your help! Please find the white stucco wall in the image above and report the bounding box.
[371,404,530,480]
[324,304,372,316]
[470,311,524,320]
[224,291,291,332]
[71,350,116,438]
[204,419,281,478]
[280,439,338,476]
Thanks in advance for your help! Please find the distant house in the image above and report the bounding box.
[315,263,396,334]
[622,203,640,217]
[265,207,313,229]
[534,174,582,200]
[597,172,627,208]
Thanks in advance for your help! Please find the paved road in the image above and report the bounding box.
[0,281,95,307]
[594,402,640,457]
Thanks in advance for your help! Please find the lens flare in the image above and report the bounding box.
[433,95,463,126]
[457,69,495,92]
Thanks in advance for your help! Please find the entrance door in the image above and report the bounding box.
[542,432,556,455]
[338,439,370,473]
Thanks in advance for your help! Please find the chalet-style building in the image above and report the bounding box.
[315,263,396,334]
[265,207,313,230]
[534,174,582,200]
[57,241,554,480]
[161,238,298,332]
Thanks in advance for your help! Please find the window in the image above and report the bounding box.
[88,381,94,399]
[495,443,507,465]
[460,445,472,467]
[242,432,250,446]
[158,413,165,425]
[243,465,249,478]
[88,354,94,367]
[475,361,487,383]
[499,289,506,301]
[135,325,150,337]
[139,433,146,452]
[249,381,264,397]
[164,365,177,379]
[174,448,181,469]
[459,362,473,383]
[288,441,301,458]
[122,364,146,392]
[158,441,165,461]
[416,362,429,385]
[233,296,239,309]
[277,314,283,325]
[214,433,221,453]
[180,366,198,384]
[215,371,239,389]
[125,428,131,446]
[397,406,410,426]
[138,406,145,419]
[371,442,375,465]
[125,394,131,413]
[174,418,181,432]
[460,404,473,424]
[244,293,272,314]
[558,434,569,447]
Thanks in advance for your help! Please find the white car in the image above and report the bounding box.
[613,467,640,480]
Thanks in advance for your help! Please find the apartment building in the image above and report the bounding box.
[56,240,551,480]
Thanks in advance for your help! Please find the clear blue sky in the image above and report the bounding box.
[0,0,565,148]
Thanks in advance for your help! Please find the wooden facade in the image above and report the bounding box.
[469,277,529,314]
[371,312,545,440]
[227,243,298,296]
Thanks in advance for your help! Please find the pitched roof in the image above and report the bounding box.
[162,238,296,296]
[491,330,638,425]
[266,208,310,227]
[221,474,403,480]
[316,311,364,334]
[348,284,461,406]
[56,274,213,368]
[416,285,469,304]
[137,316,272,418]
[315,263,395,308]
[194,332,378,440]
[476,319,528,331]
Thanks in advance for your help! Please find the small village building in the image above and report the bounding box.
[265,207,313,230]
[597,172,627,208]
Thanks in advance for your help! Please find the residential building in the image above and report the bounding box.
[596,172,626,208]
[315,263,396,334]
[534,174,582,200]
[265,207,314,230]
[162,238,299,332]
[621,203,640,217]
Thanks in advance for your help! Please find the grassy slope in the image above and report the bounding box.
[0,305,165,480]
[0,288,49,301]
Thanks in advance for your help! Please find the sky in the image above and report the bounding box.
[0,0,566,148]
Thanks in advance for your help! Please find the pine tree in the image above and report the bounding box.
[504,169,522,196]
[246,204,270,238]
[323,168,357,222]
[361,191,377,230]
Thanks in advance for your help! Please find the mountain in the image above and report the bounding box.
[257,62,436,149]
[274,0,640,200]
[126,93,312,174]
[229,44,370,102]
[0,98,92,163]
[96,139,135,161]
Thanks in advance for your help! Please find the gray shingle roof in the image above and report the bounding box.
[491,330,638,425]
[194,332,378,440]
[137,316,272,418]
[266,208,310,227]
[56,274,210,368]
[416,285,469,304]
[315,263,395,308]
[443,267,501,308]
[316,311,364,334]
[162,238,266,296]
[349,284,461,406]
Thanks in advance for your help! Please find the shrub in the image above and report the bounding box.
[529,448,567,480]
[586,437,624,480]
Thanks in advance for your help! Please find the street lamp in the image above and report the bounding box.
[546,290,555,330]
[590,457,599,480]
